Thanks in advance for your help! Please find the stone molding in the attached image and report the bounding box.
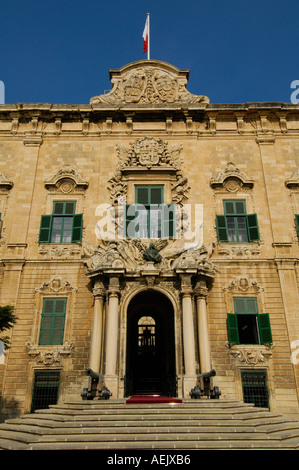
[210,161,254,192]
[35,275,78,294]
[44,164,89,193]
[225,342,273,364]
[26,341,75,365]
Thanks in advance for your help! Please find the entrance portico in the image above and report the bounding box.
[85,240,216,399]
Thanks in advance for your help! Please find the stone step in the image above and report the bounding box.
[1,399,299,450]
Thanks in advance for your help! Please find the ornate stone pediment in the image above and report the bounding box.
[35,276,78,293]
[285,168,299,189]
[86,238,216,278]
[44,164,89,193]
[210,162,254,192]
[0,172,13,191]
[108,137,190,205]
[223,276,263,294]
[90,60,209,107]
[26,341,75,365]
[225,343,273,364]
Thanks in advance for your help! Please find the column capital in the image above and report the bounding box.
[194,286,209,299]
[180,289,193,299]
[92,286,106,299]
[108,288,120,299]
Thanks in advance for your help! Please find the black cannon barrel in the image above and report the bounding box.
[199,369,216,379]
[86,368,101,380]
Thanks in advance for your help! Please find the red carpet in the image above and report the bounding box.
[126,395,182,404]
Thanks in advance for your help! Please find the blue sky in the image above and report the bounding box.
[0,0,298,104]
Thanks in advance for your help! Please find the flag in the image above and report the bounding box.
[142,15,149,53]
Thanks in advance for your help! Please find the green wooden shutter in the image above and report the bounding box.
[125,204,137,238]
[227,313,240,344]
[258,313,272,344]
[295,215,299,234]
[71,213,83,242]
[247,213,260,241]
[216,215,228,242]
[163,204,175,238]
[39,298,66,345]
[39,215,52,243]
[150,186,163,204]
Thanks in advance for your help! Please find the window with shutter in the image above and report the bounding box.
[39,298,67,345]
[38,201,83,243]
[227,297,272,345]
[216,200,260,243]
[124,186,175,239]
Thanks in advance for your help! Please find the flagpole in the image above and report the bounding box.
[147,12,150,60]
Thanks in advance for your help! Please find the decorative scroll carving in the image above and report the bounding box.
[44,164,89,193]
[107,137,190,205]
[35,276,78,293]
[38,244,81,259]
[285,168,299,189]
[223,276,263,294]
[210,162,254,191]
[90,61,209,106]
[225,342,273,364]
[86,238,216,277]
[0,172,13,192]
[218,244,261,259]
[26,341,75,365]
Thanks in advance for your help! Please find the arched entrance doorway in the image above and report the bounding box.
[125,290,176,397]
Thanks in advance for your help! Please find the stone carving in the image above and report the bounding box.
[35,276,78,293]
[223,276,263,294]
[210,162,254,191]
[107,137,190,206]
[26,341,75,365]
[86,237,216,275]
[225,342,273,364]
[38,244,81,259]
[0,172,13,192]
[90,61,209,106]
[44,164,89,192]
[218,244,261,259]
[285,168,299,189]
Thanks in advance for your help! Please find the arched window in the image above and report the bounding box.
[138,316,156,354]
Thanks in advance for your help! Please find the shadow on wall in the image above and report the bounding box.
[0,397,21,423]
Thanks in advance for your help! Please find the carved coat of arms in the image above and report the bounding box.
[133,137,165,167]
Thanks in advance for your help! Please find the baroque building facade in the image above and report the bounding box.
[1,60,299,420]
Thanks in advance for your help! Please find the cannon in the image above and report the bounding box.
[190,369,221,399]
[81,368,112,400]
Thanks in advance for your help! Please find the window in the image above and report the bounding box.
[216,200,259,243]
[241,370,269,409]
[31,370,60,412]
[125,185,175,238]
[39,298,67,345]
[39,201,83,243]
[227,297,272,345]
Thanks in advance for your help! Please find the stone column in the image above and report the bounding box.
[179,272,197,396]
[195,282,211,373]
[89,282,106,373]
[181,291,196,376]
[104,276,121,397]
